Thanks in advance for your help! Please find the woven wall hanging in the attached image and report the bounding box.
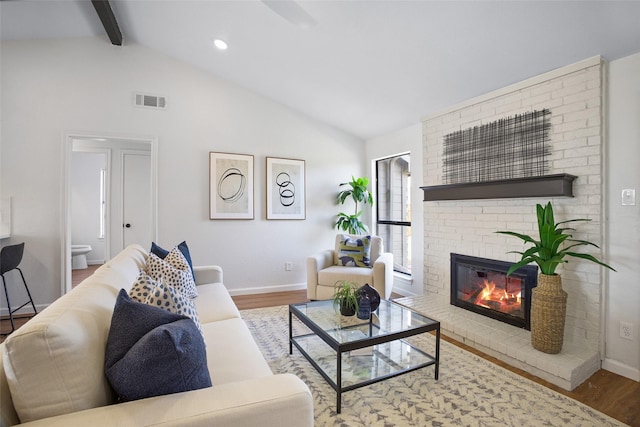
[443,109,551,184]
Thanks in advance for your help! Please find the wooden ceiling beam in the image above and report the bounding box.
[91,0,122,46]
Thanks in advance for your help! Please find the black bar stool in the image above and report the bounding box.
[1,243,38,335]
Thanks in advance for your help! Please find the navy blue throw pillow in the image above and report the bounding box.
[150,241,170,258]
[150,241,194,279]
[105,290,211,402]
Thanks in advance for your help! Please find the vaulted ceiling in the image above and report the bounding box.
[2,1,639,140]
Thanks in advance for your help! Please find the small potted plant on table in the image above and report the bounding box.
[333,281,359,316]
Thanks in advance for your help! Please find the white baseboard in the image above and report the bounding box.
[392,273,420,297]
[602,358,640,382]
[87,260,104,265]
[392,283,419,297]
[1,303,48,318]
[392,283,420,297]
[227,282,307,297]
[394,288,419,297]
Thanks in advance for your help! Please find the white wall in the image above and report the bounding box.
[0,37,364,309]
[604,52,640,381]
[366,123,423,296]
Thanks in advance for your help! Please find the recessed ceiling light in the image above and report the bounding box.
[213,39,228,50]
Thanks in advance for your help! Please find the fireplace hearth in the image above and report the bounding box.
[450,253,537,329]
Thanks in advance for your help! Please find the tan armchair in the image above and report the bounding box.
[306,234,393,300]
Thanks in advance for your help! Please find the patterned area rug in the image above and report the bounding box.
[241,305,627,427]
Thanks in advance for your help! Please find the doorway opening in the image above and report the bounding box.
[70,149,109,273]
[63,132,157,295]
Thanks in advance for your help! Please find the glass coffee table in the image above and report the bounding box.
[289,299,440,413]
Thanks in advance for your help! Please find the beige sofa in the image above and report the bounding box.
[0,244,313,427]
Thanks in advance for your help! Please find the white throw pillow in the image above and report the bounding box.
[129,271,203,334]
[146,248,198,299]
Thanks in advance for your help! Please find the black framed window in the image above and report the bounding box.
[376,154,411,275]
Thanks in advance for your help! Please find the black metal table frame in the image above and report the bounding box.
[289,301,440,413]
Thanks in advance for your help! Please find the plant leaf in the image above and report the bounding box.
[564,252,616,271]
[565,239,600,249]
[536,203,545,236]
[556,218,591,226]
[496,231,539,245]
[506,257,536,275]
[544,201,555,228]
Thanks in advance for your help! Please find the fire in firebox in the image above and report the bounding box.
[451,253,538,330]
[469,279,522,315]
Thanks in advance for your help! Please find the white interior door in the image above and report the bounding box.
[122,151,152,248]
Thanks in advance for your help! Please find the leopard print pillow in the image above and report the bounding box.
[146,248,198,299]
[129,271,203,335]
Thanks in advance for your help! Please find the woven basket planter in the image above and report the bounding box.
[530,273,567,354]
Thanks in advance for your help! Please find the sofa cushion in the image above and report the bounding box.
[129,271,203,334]
[318,265,374,288]
[194,283,242,323]
[202,318,272,385]
[151,241,195,279]
[146,249,198,299]
[336,234,372,267]
[2,283,121,423]
[102,244,149,289]
[105,290,211,402]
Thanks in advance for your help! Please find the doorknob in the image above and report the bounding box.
[124,223,131,228]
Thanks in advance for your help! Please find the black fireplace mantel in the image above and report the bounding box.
[421,173,576,201]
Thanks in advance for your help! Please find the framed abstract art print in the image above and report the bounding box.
[209,152,254,219]
[266,157,306,220]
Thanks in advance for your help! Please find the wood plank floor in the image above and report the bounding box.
[72,264,102,287]
[2,289,637,425]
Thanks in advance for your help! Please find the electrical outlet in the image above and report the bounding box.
[621,189,636,206]
[285,261,293,271]
[620,321,633,340]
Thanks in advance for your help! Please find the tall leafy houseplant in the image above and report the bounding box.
[335,176,374,235]
[497,202,615,275]
[497,202,615,354]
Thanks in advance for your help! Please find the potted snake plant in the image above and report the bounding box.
[497,201,615,354]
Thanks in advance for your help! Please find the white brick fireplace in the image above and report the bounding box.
[418,56,607,390]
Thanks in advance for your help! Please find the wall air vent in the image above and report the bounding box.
[134,93,167,110]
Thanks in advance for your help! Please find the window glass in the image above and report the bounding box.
[376,154,411,275]
[99,168,106,239]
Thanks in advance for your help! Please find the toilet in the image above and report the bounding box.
[71,245,92,270]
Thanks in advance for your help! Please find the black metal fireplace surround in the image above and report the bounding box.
[450,253,538,330]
